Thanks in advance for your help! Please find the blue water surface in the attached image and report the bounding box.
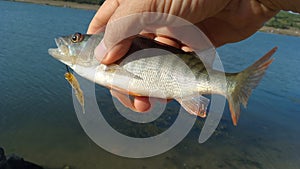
[0,1,300,169]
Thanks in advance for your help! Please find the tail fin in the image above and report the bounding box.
[227,47,277,126]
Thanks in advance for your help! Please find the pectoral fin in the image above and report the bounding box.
[106,64,142,80]
[176,96,210,118]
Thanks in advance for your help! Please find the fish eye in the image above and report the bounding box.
[71,32,83,43]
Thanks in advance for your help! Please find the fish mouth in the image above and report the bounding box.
[48,38,70,62]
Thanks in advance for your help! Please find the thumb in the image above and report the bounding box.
[96,9,145,64]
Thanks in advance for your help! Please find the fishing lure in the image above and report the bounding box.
[64,65,85,113]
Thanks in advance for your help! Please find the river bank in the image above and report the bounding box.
[9,0,300,37]
[10,0,100,10]
[259,26,300,36]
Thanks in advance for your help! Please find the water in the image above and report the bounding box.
[0,1,300,168]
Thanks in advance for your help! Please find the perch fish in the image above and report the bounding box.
[48,32,276,125]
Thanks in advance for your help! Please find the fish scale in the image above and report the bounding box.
[122,54,197,98]
[49,33,276,125]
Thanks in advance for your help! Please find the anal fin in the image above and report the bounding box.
[176,96,210,118]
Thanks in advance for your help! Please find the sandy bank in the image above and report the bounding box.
[259,26,300,37]
[11,0,100,10]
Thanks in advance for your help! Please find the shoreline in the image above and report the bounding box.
[10,0,100,10]
[259,26,300,37]
[9,0,300,37]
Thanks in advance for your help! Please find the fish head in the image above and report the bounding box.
[48,32,103,67]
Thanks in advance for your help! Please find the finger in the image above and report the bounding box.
[154,35,193,52]
[87,0,120,34]
[94,40,107,61]
[110,90,151,112]
[100,10,144,64]
[133,96,151,112]
[98,31,156,64]
[100,38,133,64]
[181,45,193,52]
[101,0,174,64]
[154,36,181,49]
[110,90,137,111]
[139,31,156,39]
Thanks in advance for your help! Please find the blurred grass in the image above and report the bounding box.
[265,11,300,30]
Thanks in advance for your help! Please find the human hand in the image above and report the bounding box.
[87,0,280,112]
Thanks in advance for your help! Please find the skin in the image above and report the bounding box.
[87,0,299,112]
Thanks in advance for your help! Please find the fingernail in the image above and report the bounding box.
[94,40,107,62]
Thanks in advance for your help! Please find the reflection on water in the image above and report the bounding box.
[0,1,300,169]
